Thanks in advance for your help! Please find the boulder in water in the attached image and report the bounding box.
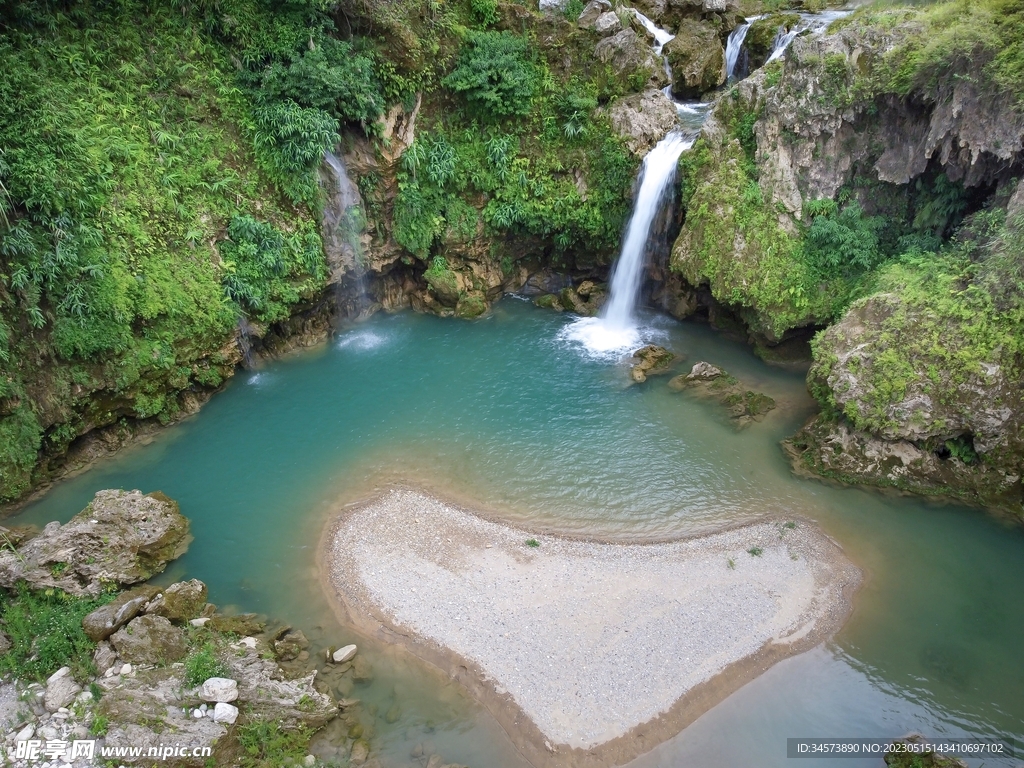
[630,345,676,382]
[665,20,726,99]
[0,489,190,596]
[669,362,776,426]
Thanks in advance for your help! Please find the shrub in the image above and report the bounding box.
[183,643,229,687]
[237,719,311,768]
[470,0,500,26]
[802,200,886,279]
[443,31,540,118]
[0,584,114,681]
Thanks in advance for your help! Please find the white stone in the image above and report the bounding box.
[593,11,621,34]
[14,724,33,742]
[44,674,81,713]
[200,677,238,703]
[120,663,133,675]
[304,755,316,767]
[212,702,238,725]
[238,637,257,649]
[46,667,71,685]
[189,617,210,627]
[538,0,568,10]
[332,644,357,664]
[192,709,204,719]
[199,703,208,713]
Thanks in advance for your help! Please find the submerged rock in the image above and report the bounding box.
[0,490,190,596]
[630,346,676,383]
[669,362,776,426]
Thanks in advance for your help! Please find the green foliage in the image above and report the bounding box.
[846,0,1024,110]
[563,0,585,20]
[0,584,113,681]
[0,405,42,503]
[470,0,500,27]
[802,200,886,279]
[747,546,763,557]
[443,31,540,118]
[237,719,311,768]
[183,643,230,687]
[525,538,540,548]
[249,101,339,203]
[220,216,326,323]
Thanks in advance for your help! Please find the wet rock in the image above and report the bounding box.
[110,615,188,665]
[665,19,726,99]
[207,612,266,636]
[669,362,776,426]
[273,629,309,662]
[533,294,564,311]
[595,29,668,89]
[350,739,371,765]
[82,585,161,641]
[0,490,190,596]
[521,270,572,297]
[455,293,487,319]
[44,668,81,713]
[746,13,801,69]
[332,644,358,664]
[607,89,680,156]
[93,641,119,674]
[630,345,676,383]
[144,579,208,622]
[200,677,238,703]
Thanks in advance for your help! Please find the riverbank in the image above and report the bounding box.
[321,489,861,767]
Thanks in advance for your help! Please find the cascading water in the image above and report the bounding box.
[602,132,693,332]
[725,21,754,80]
[765,8,853,64]
[236,316,257,369]
[321,151,371,320]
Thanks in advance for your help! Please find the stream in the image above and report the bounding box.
[8,301,1024,767]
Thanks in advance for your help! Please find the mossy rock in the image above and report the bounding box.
[664,19,725,99]
[455,294,488,318]
[534,294,564,311]
[746,13,801,70]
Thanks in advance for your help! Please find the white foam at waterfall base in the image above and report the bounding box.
[561,131,694,359]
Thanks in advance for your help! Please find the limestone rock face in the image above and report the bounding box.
[607,89,680,156]
[577,0,612,29]
[110,615,189,665]
[595,30,667,89]
[744,13,800,70]
[665,19,726,99]
[593,11,622,35]
[0,490,190,596]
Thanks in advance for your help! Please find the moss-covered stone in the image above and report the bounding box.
[668,362,777,426]
[664,20,726,99]
[745,14,801,70]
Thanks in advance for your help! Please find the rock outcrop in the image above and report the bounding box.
[630,345,676,382]
[595,29,669,89]
[665,19,726,99]
[0,490,189,596]
[669,362,776,426]
[607,89,681,156]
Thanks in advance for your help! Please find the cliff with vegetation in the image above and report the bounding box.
[1,0,1022,518]
[666,0,1024,515]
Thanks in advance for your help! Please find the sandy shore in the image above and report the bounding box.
[321,489,860,767]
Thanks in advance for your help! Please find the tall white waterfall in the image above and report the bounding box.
[602,131,694,332]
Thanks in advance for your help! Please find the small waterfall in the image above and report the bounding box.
[321,151,371,320]
[765,8,853,64]
[236,316,257,369]
[725,21,753,80]
[631,9,675,81]
[602,131,695,333]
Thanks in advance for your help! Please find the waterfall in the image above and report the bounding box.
[725,21,753,80]
[602,131,694,332]
[765,9,853,64]
[236,316,257,369]
[321,151,370,319]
